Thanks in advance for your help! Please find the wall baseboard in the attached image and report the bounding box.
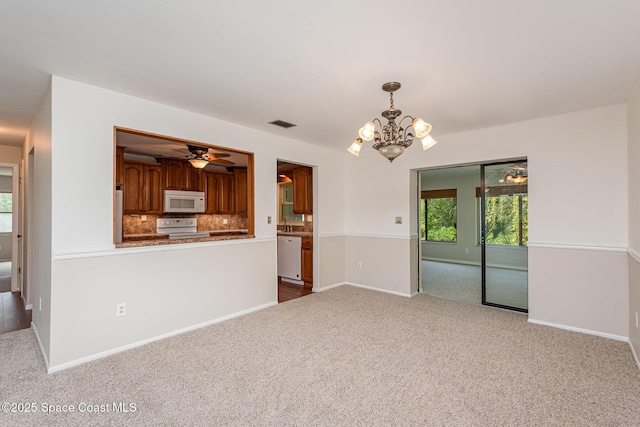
[31,322,50,372]
[631,342,640,372]
[344,282,412,298]
[313,282,344,293]
[47,300,278,374]
[527,318,628,342]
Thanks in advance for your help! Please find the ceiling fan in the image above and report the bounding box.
[502,162,528,184]
[172,145,235,168]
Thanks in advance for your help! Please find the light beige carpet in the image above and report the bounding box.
[1,286,639,426]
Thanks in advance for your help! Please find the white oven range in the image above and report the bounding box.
[156,218,210,240]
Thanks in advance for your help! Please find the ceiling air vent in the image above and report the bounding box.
[268,119,297,129]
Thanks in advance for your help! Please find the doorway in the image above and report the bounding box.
[419,159,528,312]
[276,160,315,303]
[0,162,30,334]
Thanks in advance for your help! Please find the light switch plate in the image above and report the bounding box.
[267,216,272,224]
[395,217,402,224]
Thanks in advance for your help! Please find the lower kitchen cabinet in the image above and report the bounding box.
[301,237,313,288]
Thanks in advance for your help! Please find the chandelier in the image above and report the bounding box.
[347,82,437,162]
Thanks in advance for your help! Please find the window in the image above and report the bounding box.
[421,189,457,242]
[278,183,304,224]
[476,186,528,246]
[0,193,12,233]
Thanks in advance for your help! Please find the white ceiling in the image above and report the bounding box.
[1,1,640,152]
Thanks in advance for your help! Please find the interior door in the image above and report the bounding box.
[481,160,528,312]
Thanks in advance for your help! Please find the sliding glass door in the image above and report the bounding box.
[419,160,528,313]
[481,161,528,312]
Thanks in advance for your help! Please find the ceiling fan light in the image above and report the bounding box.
[188,158,209,169]
[347,138,363,156]
[420,134,438,150]
[412,118,432,139]
[358,121,376,141]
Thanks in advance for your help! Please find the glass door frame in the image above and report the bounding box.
[480,159,528,313]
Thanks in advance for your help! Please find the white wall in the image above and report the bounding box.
[345,104,629,337]
[24,81,53,361]
[628,75,640,359]
[46,76,346,369]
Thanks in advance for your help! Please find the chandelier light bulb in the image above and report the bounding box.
[420,134,438,150]
[358,121,376,141]
[412,118,432,139]
[347,138,363,156]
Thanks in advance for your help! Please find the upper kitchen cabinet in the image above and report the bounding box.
[163,159,202,191]
[234,167,248,215]
[293,166,312,214]
[203,171,235,214]
[217,173,235,214]
[123,161,163,214]
[115,146,124,187]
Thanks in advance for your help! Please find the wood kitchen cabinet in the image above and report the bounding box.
[203,171,234,214]
[164,159,203,191]
[123,161,163,214]
[234,167,248,215]
[115,147,124,187]
[184,164,203,191]
[301,237,313,288]
[293,166,312,215]
[217,173,235,214]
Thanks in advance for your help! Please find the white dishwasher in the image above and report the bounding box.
[277,235,302,284]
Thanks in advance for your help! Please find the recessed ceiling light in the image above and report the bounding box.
[268,120,297,129]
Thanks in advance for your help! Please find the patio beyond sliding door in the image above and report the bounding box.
[481,161,528,312]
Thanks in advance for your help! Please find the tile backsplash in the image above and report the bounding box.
[123,214,248,235]
[196,214,248,231]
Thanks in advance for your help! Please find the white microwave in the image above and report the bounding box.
[163,190,205,213]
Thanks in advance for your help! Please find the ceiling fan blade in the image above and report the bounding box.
[209,158,235,166]
[208,152,231,158]
[171,148,191,154]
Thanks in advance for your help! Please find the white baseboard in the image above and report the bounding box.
[47,300,277,374]
[312,282,344,293]
[344,282,412,298]
[312,282,412,298]
[31,322,50,373]
[527,318,628,342]
[631,342,640,372]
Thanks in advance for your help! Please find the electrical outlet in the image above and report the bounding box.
[223,218,228,225]
[357,261,362,270]
[116,303,126,317]
[141,215,147,222]
[267,216,272,224]
[465,248,469,254]
[395,216,402,224]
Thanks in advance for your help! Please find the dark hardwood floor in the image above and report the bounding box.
[278,279,313,303]
[1,291,31,334]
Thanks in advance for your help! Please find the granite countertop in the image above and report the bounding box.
[207,229,249,234]
[124,233,168,239]
[277,231,313,238]
[117,234,255,248]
